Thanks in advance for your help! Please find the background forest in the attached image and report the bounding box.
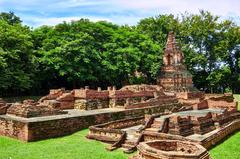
[0,11,240,97]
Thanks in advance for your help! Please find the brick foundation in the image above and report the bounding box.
[0,103,181,141]
[132,140,210,159]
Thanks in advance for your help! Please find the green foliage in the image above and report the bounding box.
[0,17,35,95]
[0,11,22,25]
[0,11,240,96]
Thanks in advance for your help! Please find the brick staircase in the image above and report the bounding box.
[121,126,142,153]
[145,117,170,133]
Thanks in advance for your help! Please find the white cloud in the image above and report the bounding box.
[54,0,107,8]
[21,14,146,27]
[111,0,240,19]
[0,0,239,26]
[22,16,111,27]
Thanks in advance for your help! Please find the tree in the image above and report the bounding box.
[1,11,240,96]
[0,11,22,25]
[0,19,35,96]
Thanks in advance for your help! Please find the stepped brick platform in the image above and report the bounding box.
[0,101,182,141]
[87,106,240,153]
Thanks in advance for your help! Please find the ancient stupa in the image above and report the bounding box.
[157,31,195,92]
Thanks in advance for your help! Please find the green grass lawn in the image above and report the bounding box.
[0,94,239,159]
[0,129,133,159]
[209,94,240,159]
[0,128,239,159]
[210,132,240,159]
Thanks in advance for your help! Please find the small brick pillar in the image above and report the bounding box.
[153,92,159,99]
[125,98,131,107]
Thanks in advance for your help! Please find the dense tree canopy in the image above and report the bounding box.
[0,11,239,96]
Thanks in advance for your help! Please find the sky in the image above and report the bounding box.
[0,0,239,27]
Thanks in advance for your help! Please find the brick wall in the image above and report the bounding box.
[87,117,144,142]
[135,140,210,159]
[0,103,182,141]
[143,119,240,151]
[74,99,109,110]
[0,117,28,141]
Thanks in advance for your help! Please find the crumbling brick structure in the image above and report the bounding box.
[0,98,8,115]
[39,88,75,109]
[157,32,195,92]
[38,84,169,110]
[191,112,216,135]
[132,140,210,159]
[74,86,109,110]
[6,100,65,118]
[168,115,194,136]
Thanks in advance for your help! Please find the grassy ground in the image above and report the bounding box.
[210,132,240,159]
[209,94,240,159]
[0,94,239,159]
[0,129,133,159]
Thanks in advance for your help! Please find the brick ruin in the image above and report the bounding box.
[0,98,7,115]
[0,31,239,159]
[157,31,195,92]
[87,94,239,154]
[132,140,210,159]
[37,84,177,111]
[6,100,66,118]
[85,32,240,158]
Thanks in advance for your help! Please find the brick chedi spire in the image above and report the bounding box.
[158,31,195,92]
[163,31,184,66]
[165,31,178,51]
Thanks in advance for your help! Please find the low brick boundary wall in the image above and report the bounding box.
[0,103,181,142]
[133,140,210,159]
[87,117,144,143]
[201,119,240,149]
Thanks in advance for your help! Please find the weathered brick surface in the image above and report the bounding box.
[87,117,144,142]
[6,102,65,118]
[120,84,162,92]
[74,89,109,99]
[0,118,28,141]
[169,115,194,136]
[132,140,210,159]
[38,85,167,110]
[125,95,178,109]
[193,100,209,110]
[0,103,182,141]
[157,32,195,92]
[39,88,65,102]
[142,118,240,151]
[0,98,7,115]
[191,112,215,134]
[74,99,109,110]
[176,92,205,100]
[201,119,240,149]
[109,90,154,99]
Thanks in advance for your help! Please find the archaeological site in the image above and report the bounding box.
[0,32,239,159]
